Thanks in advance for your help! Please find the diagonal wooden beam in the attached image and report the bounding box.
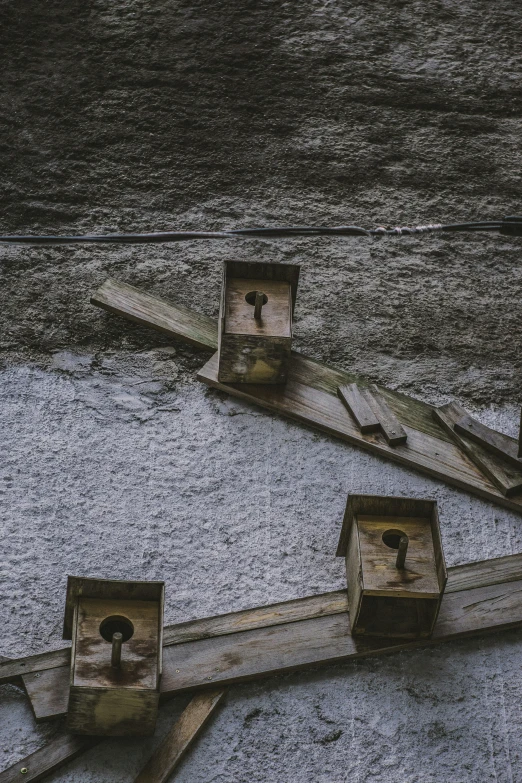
[90,278,522,514]
[133,689,226,783]
[14,552,522,723]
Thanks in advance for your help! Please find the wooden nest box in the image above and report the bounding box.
[63,576,165,736]
[336,495,447,639]
[217,260,300,384]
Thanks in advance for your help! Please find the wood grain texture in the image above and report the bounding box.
[0,733,99,783]
[133,690,226,783]
[198,351,522,513]
[337,383,380,433]
[0,648,70,686]
[225,279,291,337]
[218,271,293,384]
[433,402,522,497]
[357,515,440,596]
[159,577,522,693]
[455,414,522,469]
[72,598,160,689]
[91,278,218,351]
[4,592,349,690]
[20,553,522,721]
[91,278,522,513]
[367,385,408,446]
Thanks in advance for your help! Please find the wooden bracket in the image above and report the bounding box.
[338,383,408,446]
[433,402,522,498]
[454,413,522,470]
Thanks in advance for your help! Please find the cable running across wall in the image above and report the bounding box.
[0,217,520,245]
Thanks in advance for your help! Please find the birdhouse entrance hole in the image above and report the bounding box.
[382,529,407,549]
[99,615,134,643]
[245,291,268,307]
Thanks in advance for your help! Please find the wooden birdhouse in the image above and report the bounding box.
[336,495,447,639]
[63,576,164,736]
[217,260,300,384]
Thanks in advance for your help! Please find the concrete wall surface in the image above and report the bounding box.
[1,1,522,781]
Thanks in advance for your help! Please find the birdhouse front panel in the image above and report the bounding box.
[357,516,441,597]
[217,260,300,384]
[71,598,160,689]
[336,495,447,640]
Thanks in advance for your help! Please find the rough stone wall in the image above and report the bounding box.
[1,1,522,781]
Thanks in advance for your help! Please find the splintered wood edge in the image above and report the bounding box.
[133,690,226,783]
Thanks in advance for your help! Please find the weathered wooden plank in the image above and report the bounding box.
[0,693,225,783]
[433,402,522,497]
[1,592,349,688]
[162,590,349,646]
[366,385,408,446]
[91,278,218,351]
[0,648,70,686]
[12,551,522,692]
[159,578,522,693]
[198,352,522,513]
[445,552,522,593]
[455,414,522,469]
[133,690,226,783]
[0,732,99,783]
[20,553,522,721]
[337,383,380,433]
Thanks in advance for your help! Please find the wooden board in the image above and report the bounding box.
[433,402,522,497]
[18,553,522,721]
[91,278,218,351]
[91,279,522,513]
[366,385,408,446]
[337,383,380,433]
[455,414,522,469]
[133,689,226,783]
[198,352,522,512]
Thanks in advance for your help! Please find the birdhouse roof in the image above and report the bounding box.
[63,576,165,639]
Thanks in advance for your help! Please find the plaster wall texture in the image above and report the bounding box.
[2,356,522,782]
[1,0,522,780]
